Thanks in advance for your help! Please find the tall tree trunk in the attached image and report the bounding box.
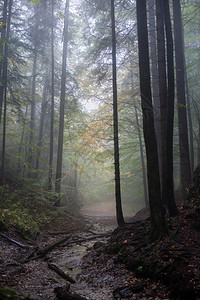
[48,0,55,191]
[131,69,148,207]
[156,0,168,209]
[184,51,194,176]
[147,0,161,180]
[136,0,165,240]
[110,0,124,226]
[173,0,191,197]
[28,8,39,175]
[134,104,149,208]
[0,0,13,186]
[0,0,8,124]
[17,105,28,175]
[35,73,48,173]
[55,0,70,201]
[163,0,178,215]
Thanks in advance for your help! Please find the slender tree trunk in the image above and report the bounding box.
[0,0,13,186]
[163,0,178,215]
[0,0,8,124]
[131,69,148,207]
[110,0,124,226]
[17,105,28,175]
[147,0,161,179]
[136,0,165,240]
[184,57,194,176]
[55,0,70,201]
[156,0,168,209]
[35,73,48,173]
[173,0,191,197]
[28,8,39,175]
[48,0,55,191]
[134,104,149,208]
[192,99,200,165]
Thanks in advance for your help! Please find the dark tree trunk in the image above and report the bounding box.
[163,0,178,215]
[0,0,13,186]
[0,0,8,124]
[110,0,124,226]
[28,8,39,175]
[136,0,165,240]
[134,104,149,208]
[173,0,191,197]
[147,0,161,181]
[131,70,148,207]
[48,0,55,191]
[156,0,168,209]
[55,0,70,200]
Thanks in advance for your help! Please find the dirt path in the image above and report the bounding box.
[81,201,133,218]
[0,216,118,299]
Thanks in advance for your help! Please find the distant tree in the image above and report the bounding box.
[35,72,48,173]
[48,0,55,190]
[173,0,191,197]
[136,0,165,239]
[110,0,125,226]
[27,5,39,174]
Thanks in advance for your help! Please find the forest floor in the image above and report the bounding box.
[0,195,200,299]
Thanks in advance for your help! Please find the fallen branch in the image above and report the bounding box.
[0,232,28,249]
[37,234,72,256]
[48,263,76,283]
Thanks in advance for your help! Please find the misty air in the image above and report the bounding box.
[0,0,200,299]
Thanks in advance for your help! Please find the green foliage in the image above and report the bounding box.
[30,0,40,4]
[0,180,59,236]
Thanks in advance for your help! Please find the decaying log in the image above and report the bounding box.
[37,234,72,256]
[54,284,87,300]
[0,232,28,248]
[48,262,76,283]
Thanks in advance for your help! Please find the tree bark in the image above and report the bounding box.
[35,73,48,173]
[48,0,55,191]
[0,0,13,186]
[0,0,8,124]
[28,7,39,176]
[55,0,70,199]
[156,0,168,209]
[111,0,125,226]
[136,0,165,240]
[173,0,191,197]
[163,0,178,215]
[147,0,161,180]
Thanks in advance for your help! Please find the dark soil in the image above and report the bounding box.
[1,185,200,299]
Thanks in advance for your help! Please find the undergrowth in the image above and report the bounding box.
[0,179,63,237]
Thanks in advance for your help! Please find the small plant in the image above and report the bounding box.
[137,266,143,272]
